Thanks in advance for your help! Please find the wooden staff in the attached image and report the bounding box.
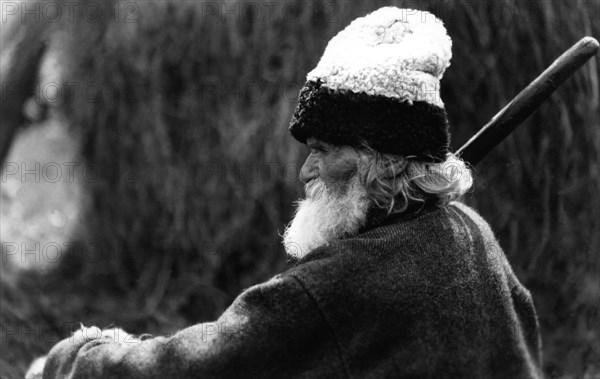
[457,37,599,166]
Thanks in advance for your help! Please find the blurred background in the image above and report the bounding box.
[0,0,598,377]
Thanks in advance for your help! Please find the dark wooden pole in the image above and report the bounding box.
[457,37,599,166]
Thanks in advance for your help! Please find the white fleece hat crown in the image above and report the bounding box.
[308,7,452,107]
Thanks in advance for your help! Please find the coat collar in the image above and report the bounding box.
[357,197,441,235]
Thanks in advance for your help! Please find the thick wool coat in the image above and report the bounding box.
[42,202,542,379]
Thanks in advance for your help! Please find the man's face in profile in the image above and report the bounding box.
[282,138,371,259]
[300,138,359,191]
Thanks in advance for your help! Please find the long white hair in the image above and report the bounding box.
[356,144,473,215]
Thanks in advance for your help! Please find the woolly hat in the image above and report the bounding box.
[289,7,452,161]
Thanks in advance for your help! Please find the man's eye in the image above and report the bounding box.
[310,146,326,154]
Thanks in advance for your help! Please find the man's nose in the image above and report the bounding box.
[299,156,318,184]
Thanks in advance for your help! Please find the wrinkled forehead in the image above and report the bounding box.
[306,138,359,157]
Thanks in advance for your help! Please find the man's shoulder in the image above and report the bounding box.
[447,201,500,241]
[449,201,490,225]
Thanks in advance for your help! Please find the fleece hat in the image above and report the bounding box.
[289,7,452,161]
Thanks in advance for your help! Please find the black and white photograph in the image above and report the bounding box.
[0,1,598,378]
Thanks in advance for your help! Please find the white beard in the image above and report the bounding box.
[282,174,370,259]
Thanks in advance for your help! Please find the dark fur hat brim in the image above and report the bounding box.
[289,79,450,161]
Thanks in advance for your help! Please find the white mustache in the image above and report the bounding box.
[304,178,325,199]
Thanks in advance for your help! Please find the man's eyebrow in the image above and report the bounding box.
[308,140,328,148]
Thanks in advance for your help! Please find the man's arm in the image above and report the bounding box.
[40,274,343,379]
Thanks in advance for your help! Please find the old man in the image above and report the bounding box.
[29,7,542,379]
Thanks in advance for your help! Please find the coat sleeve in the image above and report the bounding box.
[42,274,344,379]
